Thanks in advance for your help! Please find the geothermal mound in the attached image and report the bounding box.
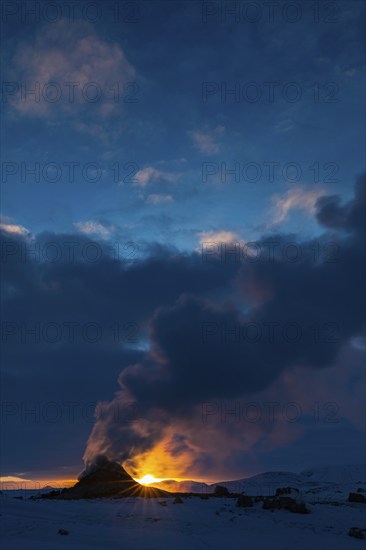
[53,457,171,500]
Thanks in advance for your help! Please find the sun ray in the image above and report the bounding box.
[137,474,163,485]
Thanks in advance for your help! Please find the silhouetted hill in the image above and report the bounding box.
[43,458,171,500]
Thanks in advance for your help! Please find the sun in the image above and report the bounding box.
[138,474,162,485]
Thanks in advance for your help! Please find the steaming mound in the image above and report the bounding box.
[55,457,171,500]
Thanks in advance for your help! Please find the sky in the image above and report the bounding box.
[1,0,365,486]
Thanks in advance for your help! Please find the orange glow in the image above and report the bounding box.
[136,474,163,485]
[0,477,77,490]
[125,442,185,480]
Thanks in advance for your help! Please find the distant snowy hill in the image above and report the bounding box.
[152,464,366,495]
[300,464,366,483]
[211,471,305,496]
[151,479,210,493]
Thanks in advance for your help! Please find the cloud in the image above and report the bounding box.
[270,187,325,225]
[82,175,365,477]
[198,230,239,246]
[133,167,179,187]
[0,476,32,483]
[7,20,135,123]
[1,228,237,474]
[74,221,113,238]
[190,126,225,155]
[146,194,174,205]
[2,174,365,478]
[0,222,29,236]
[315,172,365,234]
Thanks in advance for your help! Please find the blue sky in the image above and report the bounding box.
[2,1,364,248]
[1,1,365,483]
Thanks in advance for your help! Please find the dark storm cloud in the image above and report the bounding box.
[113,173,366,408]
[0,229,238,472]
[315,172,365,233]
[1,174,365,474]
[83,174,365,465]
[1,230,238,328]
[120,295,283,410]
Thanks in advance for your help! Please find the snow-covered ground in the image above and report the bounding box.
[1,465,365,550]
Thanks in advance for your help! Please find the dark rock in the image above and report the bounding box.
[348,528,366,539]
[58,529,69,536]
[263,497,309,514]
[348,493,366,503]
[41,489,62,499]
[278,496,296,510]
[275,487,299,496]
[236,495,253,508]
[213,485,230,497]
[174,496,183,504]
[288,502,310,514]
[263,498,281,510]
